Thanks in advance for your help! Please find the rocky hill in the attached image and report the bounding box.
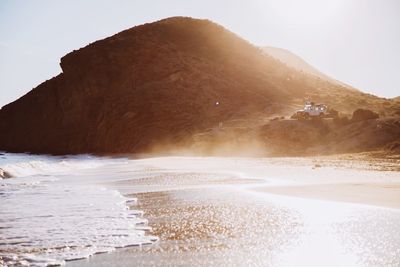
[0,17,399,155]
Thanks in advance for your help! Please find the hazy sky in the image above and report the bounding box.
[1,0,399,107]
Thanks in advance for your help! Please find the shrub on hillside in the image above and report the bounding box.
[351,109,379,122]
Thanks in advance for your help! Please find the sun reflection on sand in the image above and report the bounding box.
[259,192,400,267]
[273,197,361,267]
[66,156,400,267]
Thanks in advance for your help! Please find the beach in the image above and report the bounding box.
[258,183,400,209]
[1,154,399,266]
[66,155,400,267]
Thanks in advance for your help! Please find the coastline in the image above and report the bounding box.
[67,155,400,267]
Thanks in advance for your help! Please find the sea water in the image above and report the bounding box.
[0,153,157,266]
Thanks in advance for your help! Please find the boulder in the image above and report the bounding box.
[0,168,12,179]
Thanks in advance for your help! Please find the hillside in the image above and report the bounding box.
[0,17,399,155]
[262,46,354,89]
[262,46,400,116]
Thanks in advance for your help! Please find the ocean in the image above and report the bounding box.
[0,153,157,266]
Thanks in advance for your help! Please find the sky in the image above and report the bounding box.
[0,0,399,107]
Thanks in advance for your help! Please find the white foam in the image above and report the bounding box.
[0,153,157,266]
[0,153,124,178]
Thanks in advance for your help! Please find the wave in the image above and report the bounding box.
[0,153,157,266]
[0,184,157,266]
[0,153,125,178]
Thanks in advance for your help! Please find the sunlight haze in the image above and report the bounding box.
[0,0,399,107]
[1,2,400,266]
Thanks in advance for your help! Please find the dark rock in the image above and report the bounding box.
[0,168,12,179]
[385,140,400,153]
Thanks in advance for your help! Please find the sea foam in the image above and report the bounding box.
[0,153,157,266]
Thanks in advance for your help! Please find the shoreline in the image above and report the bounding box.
[67,155,400,267]
[1,150,399,167]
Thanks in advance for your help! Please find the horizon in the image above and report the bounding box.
[1,0,400,108]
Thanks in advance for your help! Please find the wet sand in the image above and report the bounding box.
[67,156,400,267]
[257,183,400,209]
[68,188,300,266]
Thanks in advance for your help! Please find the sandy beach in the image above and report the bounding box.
[67,155,400,267]
[257,182,400,209]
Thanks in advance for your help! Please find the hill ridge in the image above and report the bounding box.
[0,17,398,155]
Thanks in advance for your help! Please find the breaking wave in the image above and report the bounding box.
[0,153,121,178]
[0,153,157,266]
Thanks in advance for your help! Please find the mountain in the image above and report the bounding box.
[0,17,399,155]
[262,46,355,89]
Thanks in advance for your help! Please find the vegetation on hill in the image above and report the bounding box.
[0,17,398,155]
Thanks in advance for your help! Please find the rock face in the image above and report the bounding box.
[0,17,399,155]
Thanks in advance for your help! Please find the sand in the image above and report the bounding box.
[256,183,400,209]
[67,155,400,267]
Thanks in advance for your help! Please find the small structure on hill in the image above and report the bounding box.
[292,101,330,120]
